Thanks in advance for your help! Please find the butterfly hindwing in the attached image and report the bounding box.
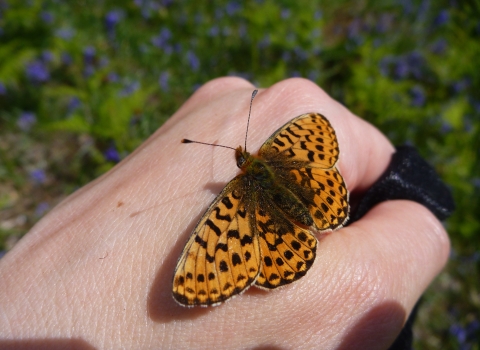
[254,199,317,289]
[173,176,262,306]
[289,167,349,231]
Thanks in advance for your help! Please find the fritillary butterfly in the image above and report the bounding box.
[173,90,349,307]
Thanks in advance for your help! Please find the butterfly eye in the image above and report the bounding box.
[236,155,246,168]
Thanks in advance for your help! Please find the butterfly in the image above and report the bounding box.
[173,90,349,307]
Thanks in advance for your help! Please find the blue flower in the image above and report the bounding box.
[30,169,47,185]
[104,144,121,163]
[430,38,447,55]
[67,96,82,115]
[225,1,241,15]
[61,52,73,65]
[452,78,470,94]
[209,25,220,37]
[347,18,363,40]
[107,72,120,82]
[55,28,74,40]
[406,51,424,79]
[434,9,449,26]
[187,51,200,71]
[35,202,50,217]
[40,11,54,24]
[258,34,271,49]
[281,9,290,19]
[118,81,140,97]
[0,81,6,95]
[394,58,409,79]
[25,60,50,83]
[151,28,173,52]
[410,85,425,107]
[440,120,453,134]
[83,65,95,78]
[377,13,393,33]
[158,72,169,91]
[105,9,124,37]
[17,112,37,131]
[41,50,54,62]
[379,55,394,76]
[83,46,96,64]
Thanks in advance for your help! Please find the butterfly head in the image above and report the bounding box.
[235,146,252,170]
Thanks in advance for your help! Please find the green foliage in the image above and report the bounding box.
[0,0,479,347]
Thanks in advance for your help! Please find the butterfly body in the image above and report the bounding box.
[173,112,349,307]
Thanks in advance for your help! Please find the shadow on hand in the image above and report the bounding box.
[0,338,96,350]
[337,300,406,350]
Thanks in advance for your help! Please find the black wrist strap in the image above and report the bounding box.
[346,145,455,349]
[349,145,455,223]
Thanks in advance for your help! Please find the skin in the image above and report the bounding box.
[0,78,450,349]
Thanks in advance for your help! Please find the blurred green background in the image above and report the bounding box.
[0,0,479,348]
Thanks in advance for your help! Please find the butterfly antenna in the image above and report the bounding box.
[181,139,236,151]
[244,89,258,151]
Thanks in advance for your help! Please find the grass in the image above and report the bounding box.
[0,0,479,348]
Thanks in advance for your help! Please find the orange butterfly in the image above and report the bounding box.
[173,90,349,306]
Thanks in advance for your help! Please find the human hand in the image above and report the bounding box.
[0,78,449,349]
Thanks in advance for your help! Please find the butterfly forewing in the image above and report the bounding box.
[260,113,340,169]
[173,176,261,306]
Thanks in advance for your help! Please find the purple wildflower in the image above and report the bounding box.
[105,10,124,40]
[107,72,120,82]
[83,65,95,78]
[105,10,123,30]
[406,51,424,79]
[187,51,200,71]
[61,52,73,65]
[209,25,220,36]
[377,13,393,33]
[347,18,363,40]
[35,202,50,217]
[430,38,447,55]
[410,85,426,107]
[151,27,172,50]
[118,81,140,97]
[378,55,394,76]
[0,81,6,95]
[55,28,74,40]
[452,78,470,94]
[67,96,81,115]
[258,34,271,49]
[225,1,241,15]
[158,72,169,91]
[434,9,449,26]
[25,60,50,83]
[41,50,54,62]
[450,324,467,343]
[440,121,453,134]
[104,144,121,163]
[281,9,290,19]
[40,11,54,24]
[30,169,47,185]
[17,112,37,131]
[394,58,409,79]
[83,46,96,64]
